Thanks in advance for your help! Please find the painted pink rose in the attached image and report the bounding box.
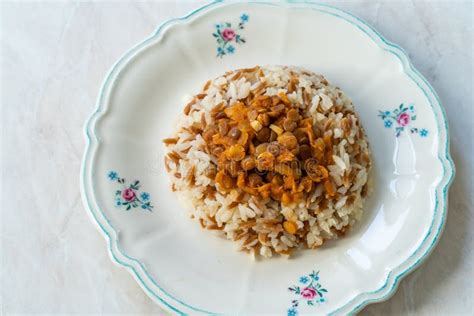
[122,188,136,201]
[222,28,236,41]
[397,112,410,126]
[301,287,317,300]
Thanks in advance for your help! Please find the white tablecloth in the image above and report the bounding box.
[2,1,472,314]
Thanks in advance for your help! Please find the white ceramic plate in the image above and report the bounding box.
[81,1,455,315]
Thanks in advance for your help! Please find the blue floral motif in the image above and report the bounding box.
[299,276,309,284]
[378,103,428,138]
[309,271,320,281]
[226,45,235,54]
[140,192,150,201]
[212,13,249,58]
[108,171,153,212]
[288,270,327,314]
[108,171,118,181]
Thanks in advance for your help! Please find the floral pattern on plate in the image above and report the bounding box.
[212,13,249,58]
[287,270,328,315]
[378,103,428,137]
[107,171,153,212]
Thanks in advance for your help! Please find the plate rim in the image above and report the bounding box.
[80,1,456,314]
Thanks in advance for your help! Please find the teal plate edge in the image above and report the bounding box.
[80,1,456,315]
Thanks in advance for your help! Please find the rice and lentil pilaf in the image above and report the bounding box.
[163,66,371,258]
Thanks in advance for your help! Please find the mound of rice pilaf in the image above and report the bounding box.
[163,66,371,258]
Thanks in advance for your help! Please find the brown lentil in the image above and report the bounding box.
[228,127,241,139]
[256,127,271,142]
